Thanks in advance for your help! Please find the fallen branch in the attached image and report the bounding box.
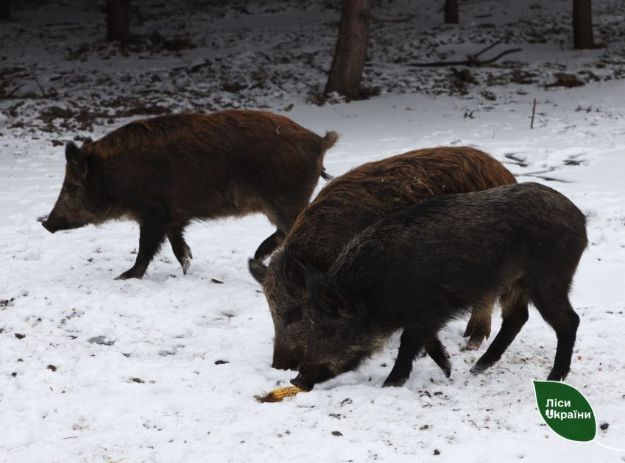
[29,66,47,97]
[408,41,522,67]
[3,83,25,98]
[472,40,502,59]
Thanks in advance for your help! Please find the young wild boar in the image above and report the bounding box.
[42,110,337,279]
[285,183,587,391]
[249,147,516,371]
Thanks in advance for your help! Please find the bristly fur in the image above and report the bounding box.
[256,146,516,372]
[43,110,338,279]
[293,182,587,389]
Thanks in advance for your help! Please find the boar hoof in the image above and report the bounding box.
[462,337,484,351]
[115,269,145,280]
[181,257,191,275]
[469,362,490,375]
[546,368,569,382]
[382,376,408,388]
[463,319,489,338]
[178,247,192,274]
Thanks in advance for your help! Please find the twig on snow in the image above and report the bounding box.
[4,83,25,98]
[408,41,522,67]
[29,66,47,97]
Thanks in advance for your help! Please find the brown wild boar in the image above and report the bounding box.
[249,147,516,372]
[42,110,338,279]
[286,183,587,390]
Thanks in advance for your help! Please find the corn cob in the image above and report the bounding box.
[255,385,304,403]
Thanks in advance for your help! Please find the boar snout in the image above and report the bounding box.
[41,219,57,233]
[291,364,335,391]
[290,373,313,391]
[39,215,58,233]
[41,211,85,233]
[37,216,61,233]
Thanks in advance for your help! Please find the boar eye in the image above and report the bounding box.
[283,307,303,326]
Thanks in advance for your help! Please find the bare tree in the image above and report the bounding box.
[444,0,459,24]
[573,0,594,49]
[106,0,130,43]
[325,0,371,101]
[0,0,10,20]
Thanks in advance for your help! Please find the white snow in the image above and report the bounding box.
[1,0,625,462]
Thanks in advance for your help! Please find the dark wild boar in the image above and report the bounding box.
[285,182,587,391]
[42,110,337,279]
[249,147,516,371]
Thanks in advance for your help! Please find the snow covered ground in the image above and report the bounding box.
[1,1,625,462]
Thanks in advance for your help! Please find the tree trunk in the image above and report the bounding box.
[325,0,371,101]
[0,0,10,20]
[444,0,459,24]
[106,0,130,43]
[573,0,594,49]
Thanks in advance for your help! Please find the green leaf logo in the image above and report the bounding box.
[533,380,596,442]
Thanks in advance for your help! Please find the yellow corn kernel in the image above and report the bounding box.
[255,385,304,403]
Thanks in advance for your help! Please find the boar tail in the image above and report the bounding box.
[321,131,339,152]
[319,131,338,181]
[321,168,334,181]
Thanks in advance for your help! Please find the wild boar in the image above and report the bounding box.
[42,110,337,279]
[285,182,587,390]
[249,147,516,371]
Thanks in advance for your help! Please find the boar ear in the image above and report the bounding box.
[65,142,88,178]
[283,249,306,289]
[306,269,346,318]
[248,258,267,285]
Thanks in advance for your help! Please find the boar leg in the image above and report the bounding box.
[463,297,495,350]
[168,227,192,274]
[254,230,285,261]
[383,328,450,387]
[116,220,167,280]
[424,337,452,378]
[531,290,579,381]
[471,287,529,375]
[255,207,298,262]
